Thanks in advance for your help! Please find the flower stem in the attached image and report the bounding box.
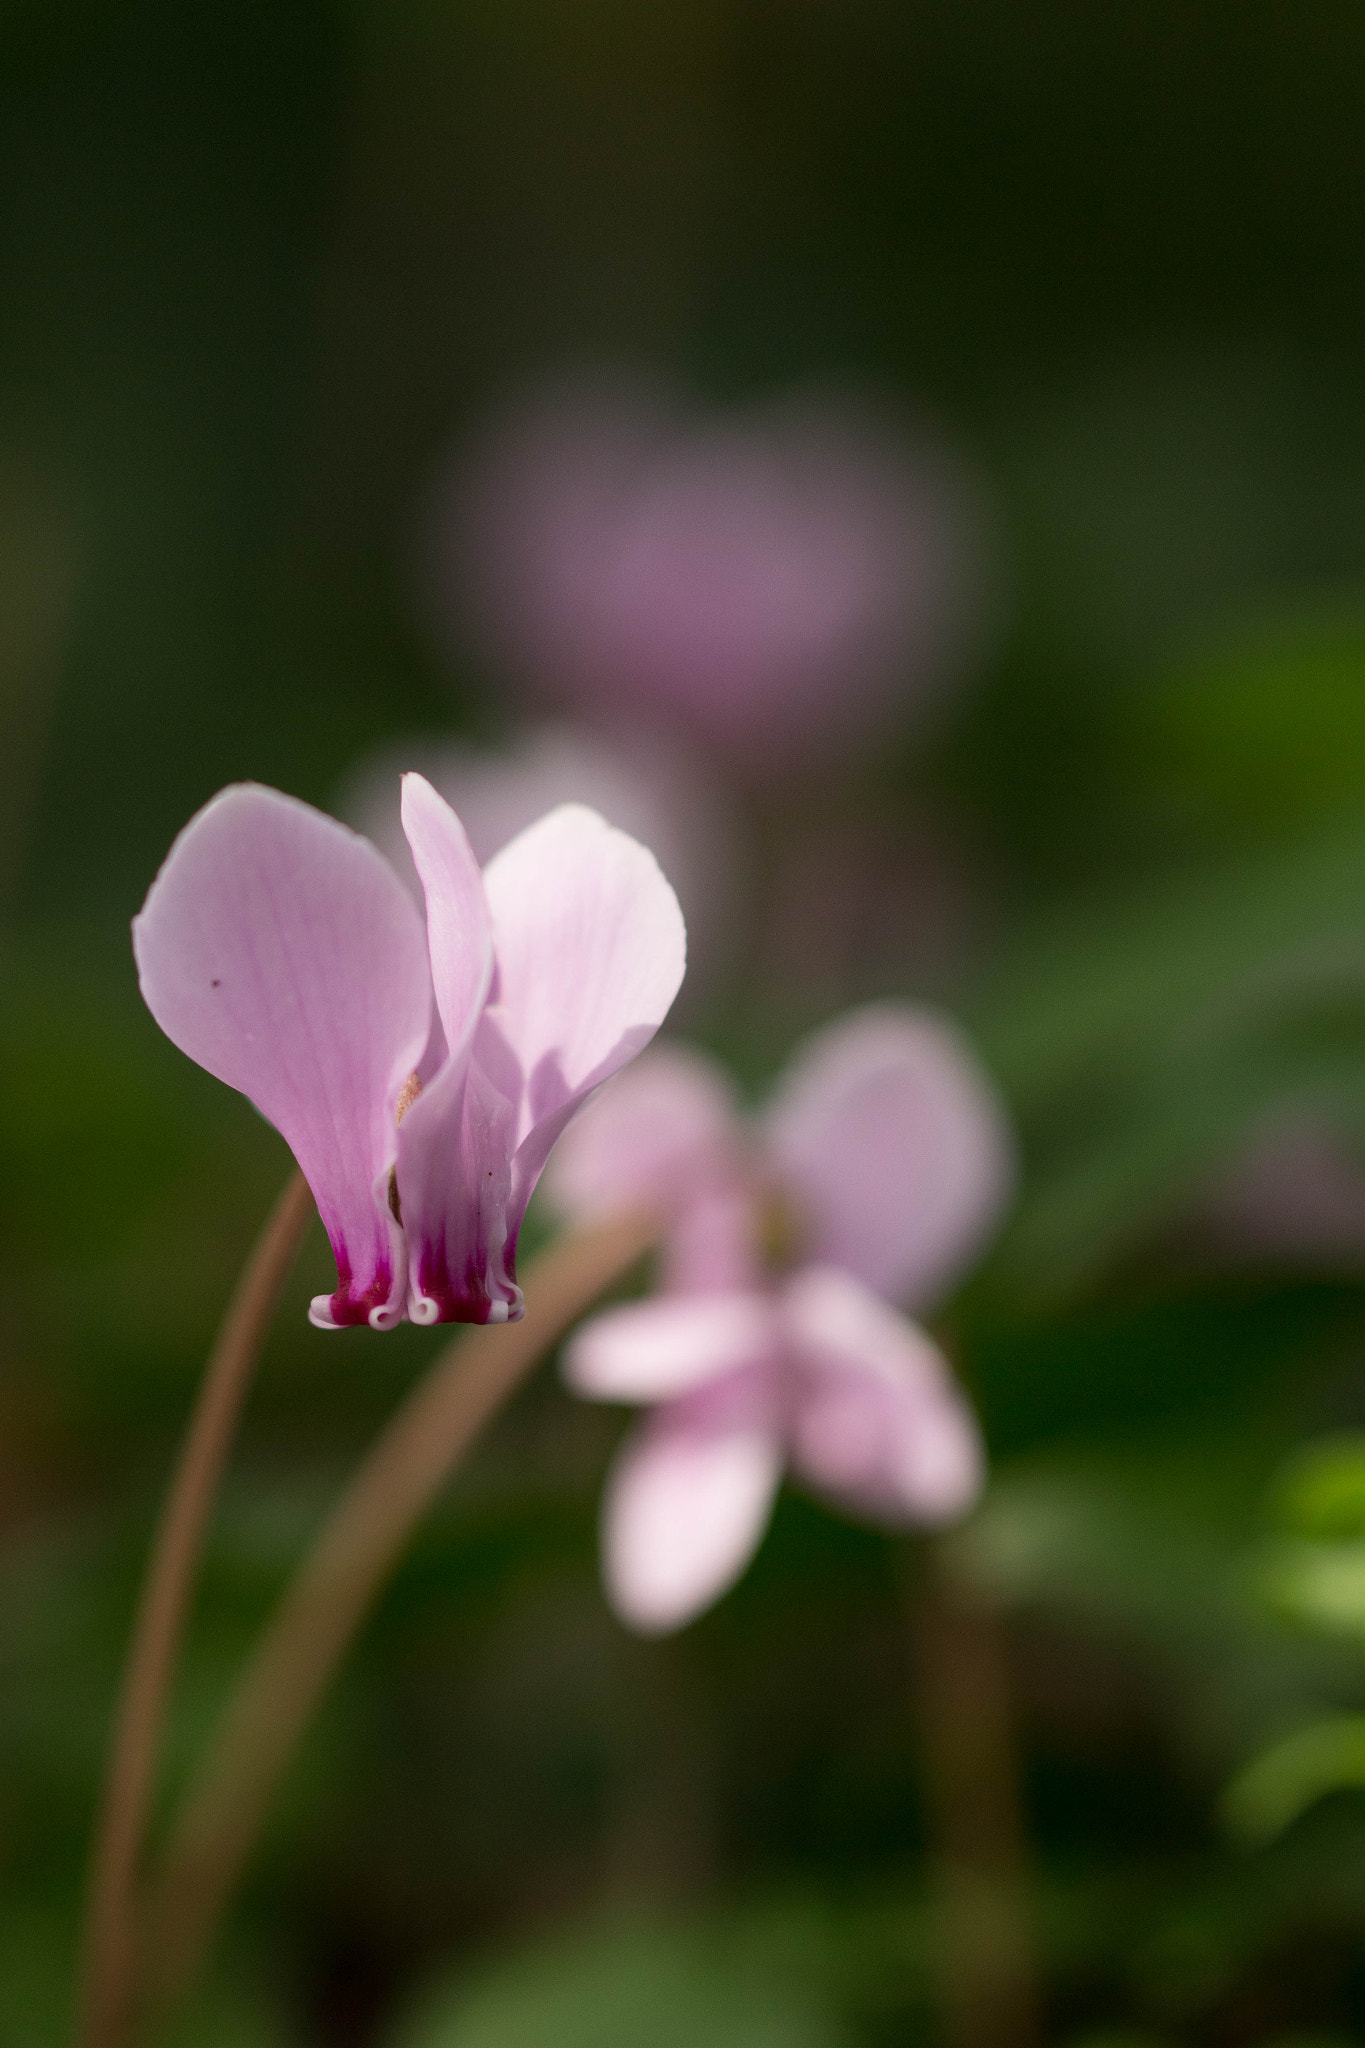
[911,1536,1040,2048]
[136,1209,656,2029]
[77,1170,315,2048]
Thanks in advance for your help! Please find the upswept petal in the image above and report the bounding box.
[393,774,520,1324]
[542,1041,738,1222]
[399,774,494,1063]
[480,806,687,1219]
[601,1369,782,1633]
[764,1004,1013,1309]
[781,1264,983,1524]
[133,784,431,1330]
[564,1290,777,1400]
[395,1051,521,1325]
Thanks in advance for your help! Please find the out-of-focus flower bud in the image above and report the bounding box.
[418,374,996,779]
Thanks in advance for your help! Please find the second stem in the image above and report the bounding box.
[137,1209,656,2028]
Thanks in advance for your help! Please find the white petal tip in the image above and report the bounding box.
[405,1288,524,1326]
[915,1463,986,1527]
[308,1294,343,1331]
[608,1583,706,1636]
[368,1303,404,1331]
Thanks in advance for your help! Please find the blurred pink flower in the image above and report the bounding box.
[344,721,743,1003]
[422,376,992,776]
[546,1007,1014,1631]
[134,779,685,1331]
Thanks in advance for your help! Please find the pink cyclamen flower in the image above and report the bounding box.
[545,1006,1013,1632]
[133,778,686,1331]
[426,376,992,778]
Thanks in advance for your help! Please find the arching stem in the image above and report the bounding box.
[77,1170,315,2048]
[137,1210,656,2029]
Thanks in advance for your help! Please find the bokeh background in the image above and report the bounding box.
[10,3,1365,2043]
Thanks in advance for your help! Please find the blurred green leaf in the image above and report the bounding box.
[976,821,1365,1113]
[1224,1715,1365,1844]
[390,1918,849,2048]
[1271,1436,1365,1542]
[969,816,1365,1297]
[1261,1538,1365,1642]
[1136,604,1365,840]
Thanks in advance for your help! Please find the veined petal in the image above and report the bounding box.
[481,805,687,1226]
[542,1041,738,1221]
[782,1264,983,1524]
[395,1051,522,1325]
[399,774,494,1063]
[764,1004,1013,1310]
[564,1290,777,1401]
[392,776,520,1324]
[133,784,431,1330]
[601,1372,782,1633]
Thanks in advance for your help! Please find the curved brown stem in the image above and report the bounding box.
[77,1170,315,2048]
[138,1209,655,2027]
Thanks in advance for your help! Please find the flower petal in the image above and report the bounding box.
[344,722,743,1011]
[399,773,494,1062]
[764,1003,1013,1309]
[133,784,431,1330]
[391,774,522,1324]
[601,1374,782,1633]
[481,803,687,1222]
[542,1041,738,1221]
[564,1290,777,1401]
[543,1042,757,1290]
[781,1264,983,1524]
[660,1187,764,1294]
[395,1051,522,1325]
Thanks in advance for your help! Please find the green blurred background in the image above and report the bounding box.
[10,3,1365,2043]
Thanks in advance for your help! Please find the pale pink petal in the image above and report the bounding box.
[564,1290,777,1401]
[601,1372,782,1633]
[343,724,743,1010]
[133,784,431,1330]
[782,1264,984,1524]
[542,1041,738,1221]
[481,804,686,1226]
[764,1004,1013,1309]
[390,775,520,1324]
[544,1040,756,1290]
[659,1185,763,1294]
[399,774,494,1062]
[395,1052,522,1324]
